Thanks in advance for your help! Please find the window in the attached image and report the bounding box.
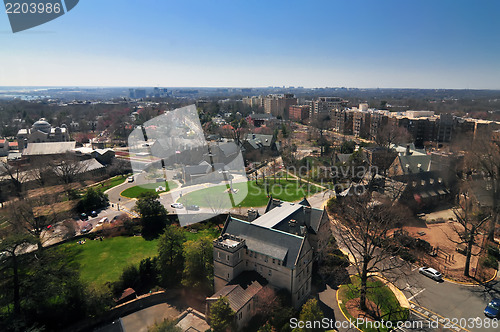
[227,273,230,279]
[248,303,251,311]
[227,254,230,261]
[239,312,242,320]
[268,269,272,276]
[272,258,275,264]
[264,256,268,262]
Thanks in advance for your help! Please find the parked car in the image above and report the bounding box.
[419,267,443,281]
[186,205,200,211]
[80,213,88,220]
[97,217,108,224]
[127,176,134,182]
[171,203,184,209]
[81,222,93,234]
[90,210,98,217]
[484,298,500,318]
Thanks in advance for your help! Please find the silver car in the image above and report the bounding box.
[419,267,443,281]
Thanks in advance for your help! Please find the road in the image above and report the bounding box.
[106,170,251,220]
[394,268,500,332]
[108,169,499,332]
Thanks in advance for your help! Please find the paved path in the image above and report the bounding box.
[120,303,180,332]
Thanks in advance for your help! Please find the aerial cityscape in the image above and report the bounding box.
[2,1,500,332]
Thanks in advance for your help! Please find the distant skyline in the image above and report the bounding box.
[1,0,500,89]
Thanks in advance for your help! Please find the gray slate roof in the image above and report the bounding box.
[208,280,263,312]
[396,154,431,174]
[263,199,325,234]
[223,217,305,269]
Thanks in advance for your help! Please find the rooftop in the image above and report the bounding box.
[23,141,76,156]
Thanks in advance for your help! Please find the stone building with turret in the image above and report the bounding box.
[209,198,331,317]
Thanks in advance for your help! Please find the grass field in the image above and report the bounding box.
[120,181,178,198]
[337,276,409,332]
[64,236,159,286]
[62,228,219,286]
[98,174,129,192]
[178,178,322,207]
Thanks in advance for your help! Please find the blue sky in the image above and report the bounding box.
[1,0,499,89]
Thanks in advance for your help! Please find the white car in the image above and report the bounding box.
[97,217,108,224]
[171,203,184,209]
[127,176,134,182]
[419,267,443,281]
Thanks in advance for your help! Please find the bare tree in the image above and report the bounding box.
[0,160,27,197]
[334,193,406,312]
[310,114,332,156]
[464,131,500,241]
[0,231,37,316]
[449,192,491,277]
[7,196,59,251]
[375,123,412,149]
[53,152,88,198]
[25,156,56,188]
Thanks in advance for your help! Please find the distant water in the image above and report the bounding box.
[0,95,51,100]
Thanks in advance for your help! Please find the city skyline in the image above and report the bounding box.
[1,0,500,89]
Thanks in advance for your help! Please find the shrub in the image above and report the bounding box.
[482,255,498,269]
[487,245,500,260]
[326,197,337,211]
[415,239,432,253]
[399,249,417,263]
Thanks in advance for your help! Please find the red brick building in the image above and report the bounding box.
[289,105,310,122]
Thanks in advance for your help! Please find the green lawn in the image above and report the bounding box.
[61,227,219,286]
[184,228,220,241]
[338,276,408,332]
[98,174,129,192]
[63,236,159,286]
[121,181,178,198]
[178,178,322,208]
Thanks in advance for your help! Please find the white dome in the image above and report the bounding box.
[32,118,51,133]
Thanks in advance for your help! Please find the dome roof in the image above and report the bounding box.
[32,118,51,133]
[33,120,50,126]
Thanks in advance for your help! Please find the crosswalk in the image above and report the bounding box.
[409,301,472,332]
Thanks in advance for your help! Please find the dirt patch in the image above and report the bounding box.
[345,298,379,321]
[28,183,84,198]
[403,221,496,283]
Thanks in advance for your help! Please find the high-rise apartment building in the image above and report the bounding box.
[264,94,297,118]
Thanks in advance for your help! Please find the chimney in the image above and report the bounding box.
[247,209,259,222]
[405,145,412,156]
